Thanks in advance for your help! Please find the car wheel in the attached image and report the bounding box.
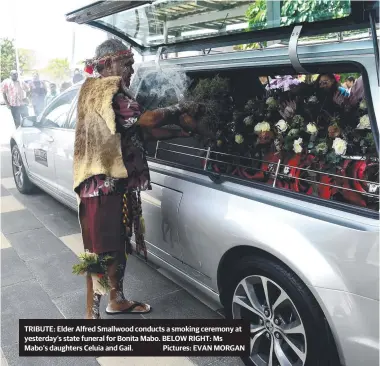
[223,256,334,366]
[12,145,35,194]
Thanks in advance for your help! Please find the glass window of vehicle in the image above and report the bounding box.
[67,104,77,129]
[94,0,352,47]
[38,90,77,128]
[143,69,378,212]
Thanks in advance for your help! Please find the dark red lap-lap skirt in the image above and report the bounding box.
[79,195,126,254]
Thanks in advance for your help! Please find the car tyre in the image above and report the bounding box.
[223,255,336,366]
[11,145,35,194]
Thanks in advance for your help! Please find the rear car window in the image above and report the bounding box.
[143,70,379,212]
[93,0,352,48]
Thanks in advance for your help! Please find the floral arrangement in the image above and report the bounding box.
[72,251,114,295]
[190,75,378,210]
[266,75,301,91]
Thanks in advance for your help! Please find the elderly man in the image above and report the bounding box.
[1,70,29,127]
[73,39,201,319]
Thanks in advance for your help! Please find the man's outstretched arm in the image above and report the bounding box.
[143,126,191,141]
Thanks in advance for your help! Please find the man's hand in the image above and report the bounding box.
[179,113,214,138]
[179,113,197,133]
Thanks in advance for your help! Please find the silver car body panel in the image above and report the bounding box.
[10,39,379,366]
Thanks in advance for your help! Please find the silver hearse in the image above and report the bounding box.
[10,1,379,365]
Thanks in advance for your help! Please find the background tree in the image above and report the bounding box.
[237,0,352,50]
[43,58,70,83]
[18,48,37,75]
[1,38,37,80]
[0,38,16,81]
[281,0,351,26]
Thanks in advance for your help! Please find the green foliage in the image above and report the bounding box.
[0,39,37,80]
[0,38,16,81]
[246,0,268,30]
[364,132,375,149]
[72,252,114,275]
[281,0,351,25]
[326,150,342,165]
[18,49,36,75]
[242,0,351,47]
[43,58,70,83]
[245,0,351,29]
[339,73,361,83]
[185,75,233,137]
[233,43,262,51]
[188,75,230,102]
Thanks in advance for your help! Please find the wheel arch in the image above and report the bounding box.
[217,245,342,365]
[10,137,17,150]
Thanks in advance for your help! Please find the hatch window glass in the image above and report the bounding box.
[95,0,352,47]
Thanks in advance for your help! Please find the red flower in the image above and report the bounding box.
[84,65,94,75]
[97,273,104,278]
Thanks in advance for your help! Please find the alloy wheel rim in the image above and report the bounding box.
[232,275,307,366]
[12,149,24,188]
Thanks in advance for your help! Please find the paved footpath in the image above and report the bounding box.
[0,106,244,366]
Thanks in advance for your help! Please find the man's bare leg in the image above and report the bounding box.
[105,251,150,313]
[85,273,102,319]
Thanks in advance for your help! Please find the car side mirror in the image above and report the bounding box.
[22,116,36,127]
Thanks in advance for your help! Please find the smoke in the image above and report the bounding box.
[129,62,191,110]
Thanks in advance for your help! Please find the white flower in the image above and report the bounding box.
[315,142,328,154]
[254,121,271,134]
[308,95,318,103]
[235,134,244,144]
[306,123,318,135]
[332,138,347,155]
[357,114,371,130]
[359,99,367,110]
[293,137,303,154]
[275,119,288,133]
[243,116,254,126]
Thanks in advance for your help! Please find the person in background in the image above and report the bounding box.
[60,81,72,93]
[317,73,349,97]
[1,70,29,128]
[73,68,84,84]
[28,71,47,116]
[313,73,350,115]
[345,76,356,94]
[45,83,58,106]
[348,76,364,106]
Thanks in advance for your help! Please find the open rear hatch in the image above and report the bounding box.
[66,0,378,55]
